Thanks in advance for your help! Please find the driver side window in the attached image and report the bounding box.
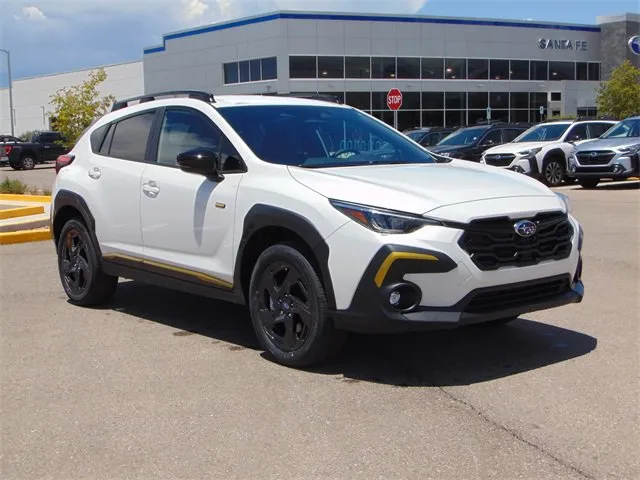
[481,129,502,146]
[156,109,221,166]
[567,124,588,141]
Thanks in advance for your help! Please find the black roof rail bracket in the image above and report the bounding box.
[111,90,215,112]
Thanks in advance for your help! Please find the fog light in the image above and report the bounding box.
[389,290,402,306]
[510,165,525,173]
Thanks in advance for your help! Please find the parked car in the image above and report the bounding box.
[481,118,617,186]
[5,131,68,170]
[567,115,640,188]
[51,90,584,368]
[430,122,529,162]
[403,127,457,147]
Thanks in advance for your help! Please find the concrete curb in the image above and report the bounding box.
[0,227,51,245]
[0,205,45,220]
[0,194,52,203]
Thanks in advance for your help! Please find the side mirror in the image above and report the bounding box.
[177,148,223,181]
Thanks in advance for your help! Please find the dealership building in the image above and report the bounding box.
[1,11,639,135]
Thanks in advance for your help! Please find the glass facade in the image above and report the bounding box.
[289,55,601,82]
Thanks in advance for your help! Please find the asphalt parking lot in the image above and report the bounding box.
[0,164,56,191]
[1,179,638,479]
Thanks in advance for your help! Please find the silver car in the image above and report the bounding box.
[567,115,640,188]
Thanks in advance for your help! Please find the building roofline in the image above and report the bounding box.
[1,59,143,87]
[143,10,603,55]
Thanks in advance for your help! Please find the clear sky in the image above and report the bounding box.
[0,0,638,84]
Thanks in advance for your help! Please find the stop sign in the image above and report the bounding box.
[387,88,403,111]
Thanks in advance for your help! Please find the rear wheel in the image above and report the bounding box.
[542,157,565,187]
[57,218,118,306]
[578,178,600,189]
[20,155,36,170]
[249,244,346,368]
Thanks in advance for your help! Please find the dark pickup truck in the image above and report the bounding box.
[1,131,68,170]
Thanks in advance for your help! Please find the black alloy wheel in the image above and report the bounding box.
[255,261,311,352]
[249,244,346,368]
[57,218,118,306]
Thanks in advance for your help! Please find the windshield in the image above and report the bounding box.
[405,131,425,141]
[437,127,488,146]
[600,118,640,138]
[514,123,570,142]
[217,105,437,168]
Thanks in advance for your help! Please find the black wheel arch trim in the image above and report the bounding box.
[234,204,337,309]
[52,189,100,255]
[543,148,568,168]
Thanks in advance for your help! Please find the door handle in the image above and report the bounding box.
[88,167,101,179]
[142,182,160,198]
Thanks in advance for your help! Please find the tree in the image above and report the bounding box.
[595,61,640,120]
[49,68,115,145]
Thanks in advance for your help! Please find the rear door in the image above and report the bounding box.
[38,133,65,161]
[84,109,157,259]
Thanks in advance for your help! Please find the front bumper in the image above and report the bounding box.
[328,216,584,334]
[568,153,638,179]
[482,155,540,177]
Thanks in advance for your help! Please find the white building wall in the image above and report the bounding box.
[0,61,144,136]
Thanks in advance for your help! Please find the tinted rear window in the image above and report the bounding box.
[108,111,156,161]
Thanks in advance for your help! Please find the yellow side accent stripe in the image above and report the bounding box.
[103,253,233,289]
[374,252,439,288]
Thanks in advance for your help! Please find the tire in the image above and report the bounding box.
[248,244,346,368]
[20,155,36,170]
[578,178,599,189]
[542,157,565,187]
[57,218,118,307]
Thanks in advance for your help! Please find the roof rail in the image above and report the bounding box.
[111,90,215,112]
[572,115,619,122]
[262,93,343,104]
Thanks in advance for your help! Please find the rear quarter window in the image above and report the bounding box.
[90,124,111,153]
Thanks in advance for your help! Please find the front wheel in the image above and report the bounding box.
[249,244,346,368]
[57,218,118,306]
[542,158,565,187]
[578,178,600,189]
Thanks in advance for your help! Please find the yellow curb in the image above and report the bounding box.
[0,205,45,220]
[0,193,52,203]
[0,227,51,245]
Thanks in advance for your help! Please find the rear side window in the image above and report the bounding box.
[90,124,110,152]
[108,111,156,162]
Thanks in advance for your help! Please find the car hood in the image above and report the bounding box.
[574,137,640,150]
[430,144,470,154]
[484,141,549,154]
[288,161,558,217]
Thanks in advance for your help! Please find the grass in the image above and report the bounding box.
[0,177,51,196]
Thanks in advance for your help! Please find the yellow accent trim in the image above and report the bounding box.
[374,252,439,288]
[103,253,233,289]
[0,194,52,203]
[215,202,226,209]
[0,227,51,245]
[0,205,45,220]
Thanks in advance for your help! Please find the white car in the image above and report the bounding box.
[481,119,617,186]
[50,91,585,368]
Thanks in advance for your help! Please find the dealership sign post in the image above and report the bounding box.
[387,88,402,129]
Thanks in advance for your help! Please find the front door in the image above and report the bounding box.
[140,106,244,289]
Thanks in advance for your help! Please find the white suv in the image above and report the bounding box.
[481,119,616,186]
[50,91,585,368]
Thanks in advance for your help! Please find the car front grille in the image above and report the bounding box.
[484,153,516,167]
[465,276,572,314]
[458,211,574,271]
[576,150,616,165]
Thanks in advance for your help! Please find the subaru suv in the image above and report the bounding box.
[430,122,529,162]
[481,119,617,186]
[50,91,585,368]
[567,115,640,188]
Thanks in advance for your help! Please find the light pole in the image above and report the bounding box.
[0,49,15,136]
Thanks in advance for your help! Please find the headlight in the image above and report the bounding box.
[617,144,640,154]
[518,147,542,157]
[555,192,572,213]
[330,199,442,234]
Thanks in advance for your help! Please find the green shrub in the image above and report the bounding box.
[0,177,29,194]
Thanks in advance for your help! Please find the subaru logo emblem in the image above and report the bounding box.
[590,152,598,157]
[495,155,501,160]
[629,36,640,56]
[514,220,537,237]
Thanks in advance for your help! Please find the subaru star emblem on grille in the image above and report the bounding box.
[495,155,501,160]
[514,220,537,237]
[590,152,598,157]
